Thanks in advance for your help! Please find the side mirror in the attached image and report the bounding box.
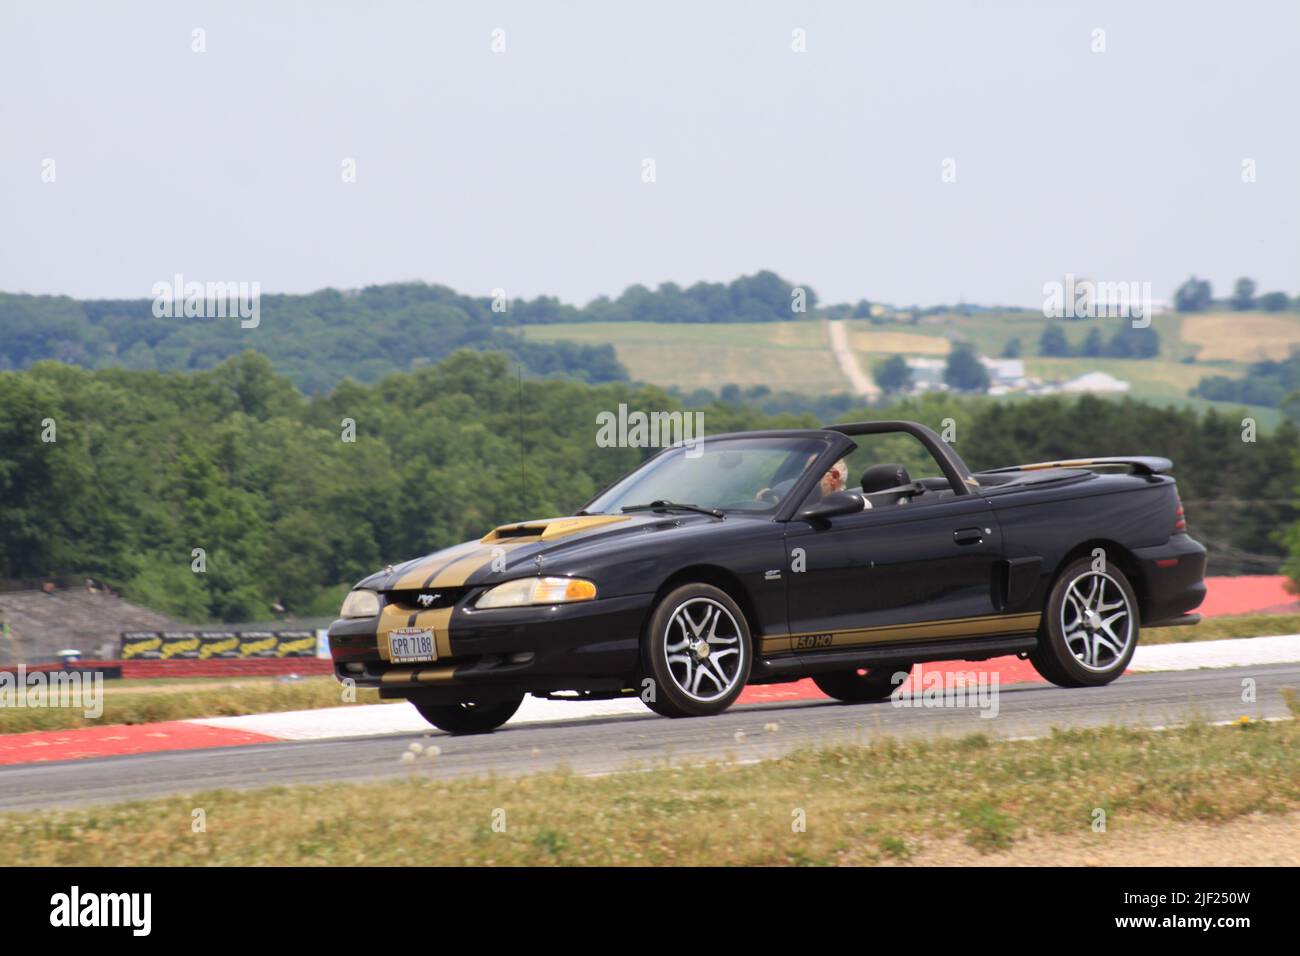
[799,490,865,524]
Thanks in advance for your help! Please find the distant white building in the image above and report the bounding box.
[904,357,947,392]
[981,357,1026,389]
[1060,371,1130,394]
[902,355,1030,395]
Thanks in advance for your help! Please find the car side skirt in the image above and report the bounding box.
[761,611,1041,655]
[755,632,1041,678]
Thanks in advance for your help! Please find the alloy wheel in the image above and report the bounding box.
[661,597,746,702]
[1060,569,1135,672]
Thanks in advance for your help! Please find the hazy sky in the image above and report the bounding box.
[2,0,1297,308]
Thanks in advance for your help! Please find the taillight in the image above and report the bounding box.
[1173,494,1186,532]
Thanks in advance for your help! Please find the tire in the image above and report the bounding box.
[410,694,523,734]
[641,583,752,718]
[813,666,906,703]
[1029,558,1140,688]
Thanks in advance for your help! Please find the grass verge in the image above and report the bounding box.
[3,714,1296,865]
[1141,612,1300,645]
[0,676,383,734]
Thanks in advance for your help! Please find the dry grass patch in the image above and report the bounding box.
[849,330,951,355]
[1181,313,1300,362]
[1140,613,1300,645]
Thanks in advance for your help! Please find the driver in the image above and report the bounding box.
[818,459,849,497]
[757,457,849,504]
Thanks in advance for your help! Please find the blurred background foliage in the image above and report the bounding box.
[1,349,1295,622]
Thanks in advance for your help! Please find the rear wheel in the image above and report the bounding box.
[410,694,523,734]
[813,666,905,702]
[1029,558,1139,687]
[641,583,752,718]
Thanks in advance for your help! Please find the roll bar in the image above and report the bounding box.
[823,420,980,497]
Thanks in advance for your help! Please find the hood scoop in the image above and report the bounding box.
[480,514,630,544]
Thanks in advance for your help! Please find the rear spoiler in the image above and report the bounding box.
[979,456,1173,476]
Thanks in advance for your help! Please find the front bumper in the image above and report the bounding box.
[1133,533,1208,626]
[329,592,654,694]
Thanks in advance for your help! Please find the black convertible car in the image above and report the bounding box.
[329,421,1206,733]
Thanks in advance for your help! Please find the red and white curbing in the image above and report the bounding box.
[2,635,1298,765]
[1126,634,1300,672]
[190,634,1300,741]
[194,693,652,741]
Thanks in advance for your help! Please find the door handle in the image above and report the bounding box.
[953,527,984,546]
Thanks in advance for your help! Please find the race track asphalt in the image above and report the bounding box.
[1,663,1295,812]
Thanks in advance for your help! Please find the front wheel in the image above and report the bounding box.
[1029,558,1139,687]
[410,694,523,734]
[641,583,752,718]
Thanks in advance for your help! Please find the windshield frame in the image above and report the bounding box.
[579,431,852,520]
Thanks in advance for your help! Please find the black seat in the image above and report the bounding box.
[860,463,911,494]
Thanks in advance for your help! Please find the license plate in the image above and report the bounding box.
[388,627,436,663]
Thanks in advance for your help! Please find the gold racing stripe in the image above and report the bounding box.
[480,514,629,543]
[391,540,483,590]
[418,606,455,659]
[380,664,458,686]
[761,612,1041,655]
[378,541,536,662]
[377,518,628,664]
[427,539,531,588]
[415,667,457,683]
[1014,459,1094,471]
[392,537,540,592]
[393,515,629,590]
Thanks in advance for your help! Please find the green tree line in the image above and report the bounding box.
[4,353,1298,623]
[1191,350,1300,411]
[1174,275,1299,313]
[0,272,812,395]
[0,352,803,621]
[1038,322,1161,359]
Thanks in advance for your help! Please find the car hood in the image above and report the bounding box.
[357,512,723,593]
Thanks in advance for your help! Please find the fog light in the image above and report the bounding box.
[508,652,535,664]
[344,662,364,673]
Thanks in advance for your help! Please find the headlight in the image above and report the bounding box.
[475,576,597,609]
[339,588,380,619]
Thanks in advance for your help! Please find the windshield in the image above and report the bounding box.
[583,436,831,516]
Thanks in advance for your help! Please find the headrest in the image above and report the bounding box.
[860,463,911,494]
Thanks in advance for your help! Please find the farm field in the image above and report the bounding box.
[1180,312,1300,362]
[521,313,1286,425]
[519,320,848,392]
[1024,356,1222,401]
[840,312,1204,363]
